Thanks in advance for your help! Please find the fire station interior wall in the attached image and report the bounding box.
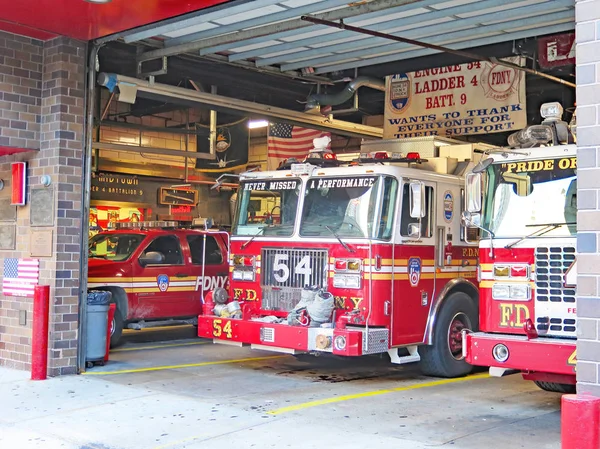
[575,0,600,395]
[0,33,86,375]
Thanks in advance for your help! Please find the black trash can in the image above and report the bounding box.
[86,290,112,365]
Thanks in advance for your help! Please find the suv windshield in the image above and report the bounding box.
[300,176,398,239]
[481,156,577,238]
[232,179,300,237]
[89,233,145,261]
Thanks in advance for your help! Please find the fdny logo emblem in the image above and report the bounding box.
[388,73,411,112]
[157,274,169,292]
[408,257,421,287]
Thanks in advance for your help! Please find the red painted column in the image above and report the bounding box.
[31,285,50,380]
[562,394,600,449]
[104,303,116,362]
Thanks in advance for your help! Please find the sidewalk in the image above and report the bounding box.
[0,366,437,449]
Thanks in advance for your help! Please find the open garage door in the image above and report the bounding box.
[79,0,576,370]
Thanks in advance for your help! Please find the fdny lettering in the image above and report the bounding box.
[233,288,257,301]
[499,303,530,328]
[194,276,227,291]
[503,157,577,174]
[462,248,479,257]
[334,295,363,310]
[244,181,298,191]
[310,177,376,189]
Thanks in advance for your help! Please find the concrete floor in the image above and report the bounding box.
[0,326,562,449]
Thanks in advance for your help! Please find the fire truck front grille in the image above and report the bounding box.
[534,246,576,338]
[260,248,328,311]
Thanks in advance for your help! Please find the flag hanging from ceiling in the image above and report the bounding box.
[267,123,331,171]
[2,258,40,297]
[195,119,249,173]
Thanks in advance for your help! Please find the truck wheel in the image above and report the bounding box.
[110,307,124,348]
[534,381,576,394]
[419,292,477,378]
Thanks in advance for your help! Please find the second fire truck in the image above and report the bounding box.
[462,102,577,392]
[198,140,481,378]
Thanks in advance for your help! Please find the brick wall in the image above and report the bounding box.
[575,0,600,394]
[0,33,85,375]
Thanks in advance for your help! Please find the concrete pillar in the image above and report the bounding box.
[576,0,600,394]
[0,33,86,376]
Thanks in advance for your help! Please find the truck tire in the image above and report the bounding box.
[419,292,477,378]
[110,307,124,348]
[534,381,576,394]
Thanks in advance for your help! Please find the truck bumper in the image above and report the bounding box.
[197,315,390,356]
[463,331,577,377]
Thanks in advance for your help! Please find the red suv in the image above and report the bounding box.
[88,224,229,347]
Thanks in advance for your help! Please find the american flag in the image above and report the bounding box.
[267,123,330,170]
[2,258,39,297]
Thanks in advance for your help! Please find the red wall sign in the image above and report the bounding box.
[538,33,575,69]
[11,162,26,206]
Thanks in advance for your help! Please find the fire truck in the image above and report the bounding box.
[462,102,578,392]
[198,137,484,378]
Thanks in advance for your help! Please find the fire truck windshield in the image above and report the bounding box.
[89,233,145,261]
[232,179,300,236]
[300,175,397,239]
[481,157,577,239]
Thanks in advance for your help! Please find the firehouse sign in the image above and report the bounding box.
[408,257,421,287]
[384,57,527,139]
[538,33,575,69]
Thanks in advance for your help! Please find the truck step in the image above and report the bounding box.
[388,346,421,365]
[127,318,197,330]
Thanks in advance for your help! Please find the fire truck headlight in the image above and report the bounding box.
[492,284,510,300]
[333,274,361,289]
[334,335,347,351]
[242,270,255,281]
[232,270,244,281]
[492,344,510,363]
[509,284,530,300]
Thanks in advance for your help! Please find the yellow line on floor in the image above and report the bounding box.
[267,372,490,415]
[123,325,192,333]
[83,355,288,375]
[110,341,209,352]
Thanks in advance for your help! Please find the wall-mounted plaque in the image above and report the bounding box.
[158,187,198,206]
[0,224,16,250]
[0,198,17,221]
[30,188,55,227]
[30,229,53,257]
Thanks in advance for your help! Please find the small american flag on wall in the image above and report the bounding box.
[267,122,331,170]
[2,258,40,297]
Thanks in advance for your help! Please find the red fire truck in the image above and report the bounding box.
[198,143,481,378]
[462,102,577,392]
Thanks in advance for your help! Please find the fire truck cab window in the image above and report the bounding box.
[400,184,433,238]
[89,233,144,261]
[142,235,183,265]
[481,157,577,238]
[300,176,395,239]
[187,235,223,265]
[232,179,300,237]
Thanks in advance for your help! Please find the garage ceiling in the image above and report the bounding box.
[126,0,575,78]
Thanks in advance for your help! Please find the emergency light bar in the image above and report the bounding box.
[114,221,179,229]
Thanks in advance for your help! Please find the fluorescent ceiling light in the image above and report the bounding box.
[248,120,269,129]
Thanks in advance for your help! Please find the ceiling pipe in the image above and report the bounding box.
[305,76,385,112]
